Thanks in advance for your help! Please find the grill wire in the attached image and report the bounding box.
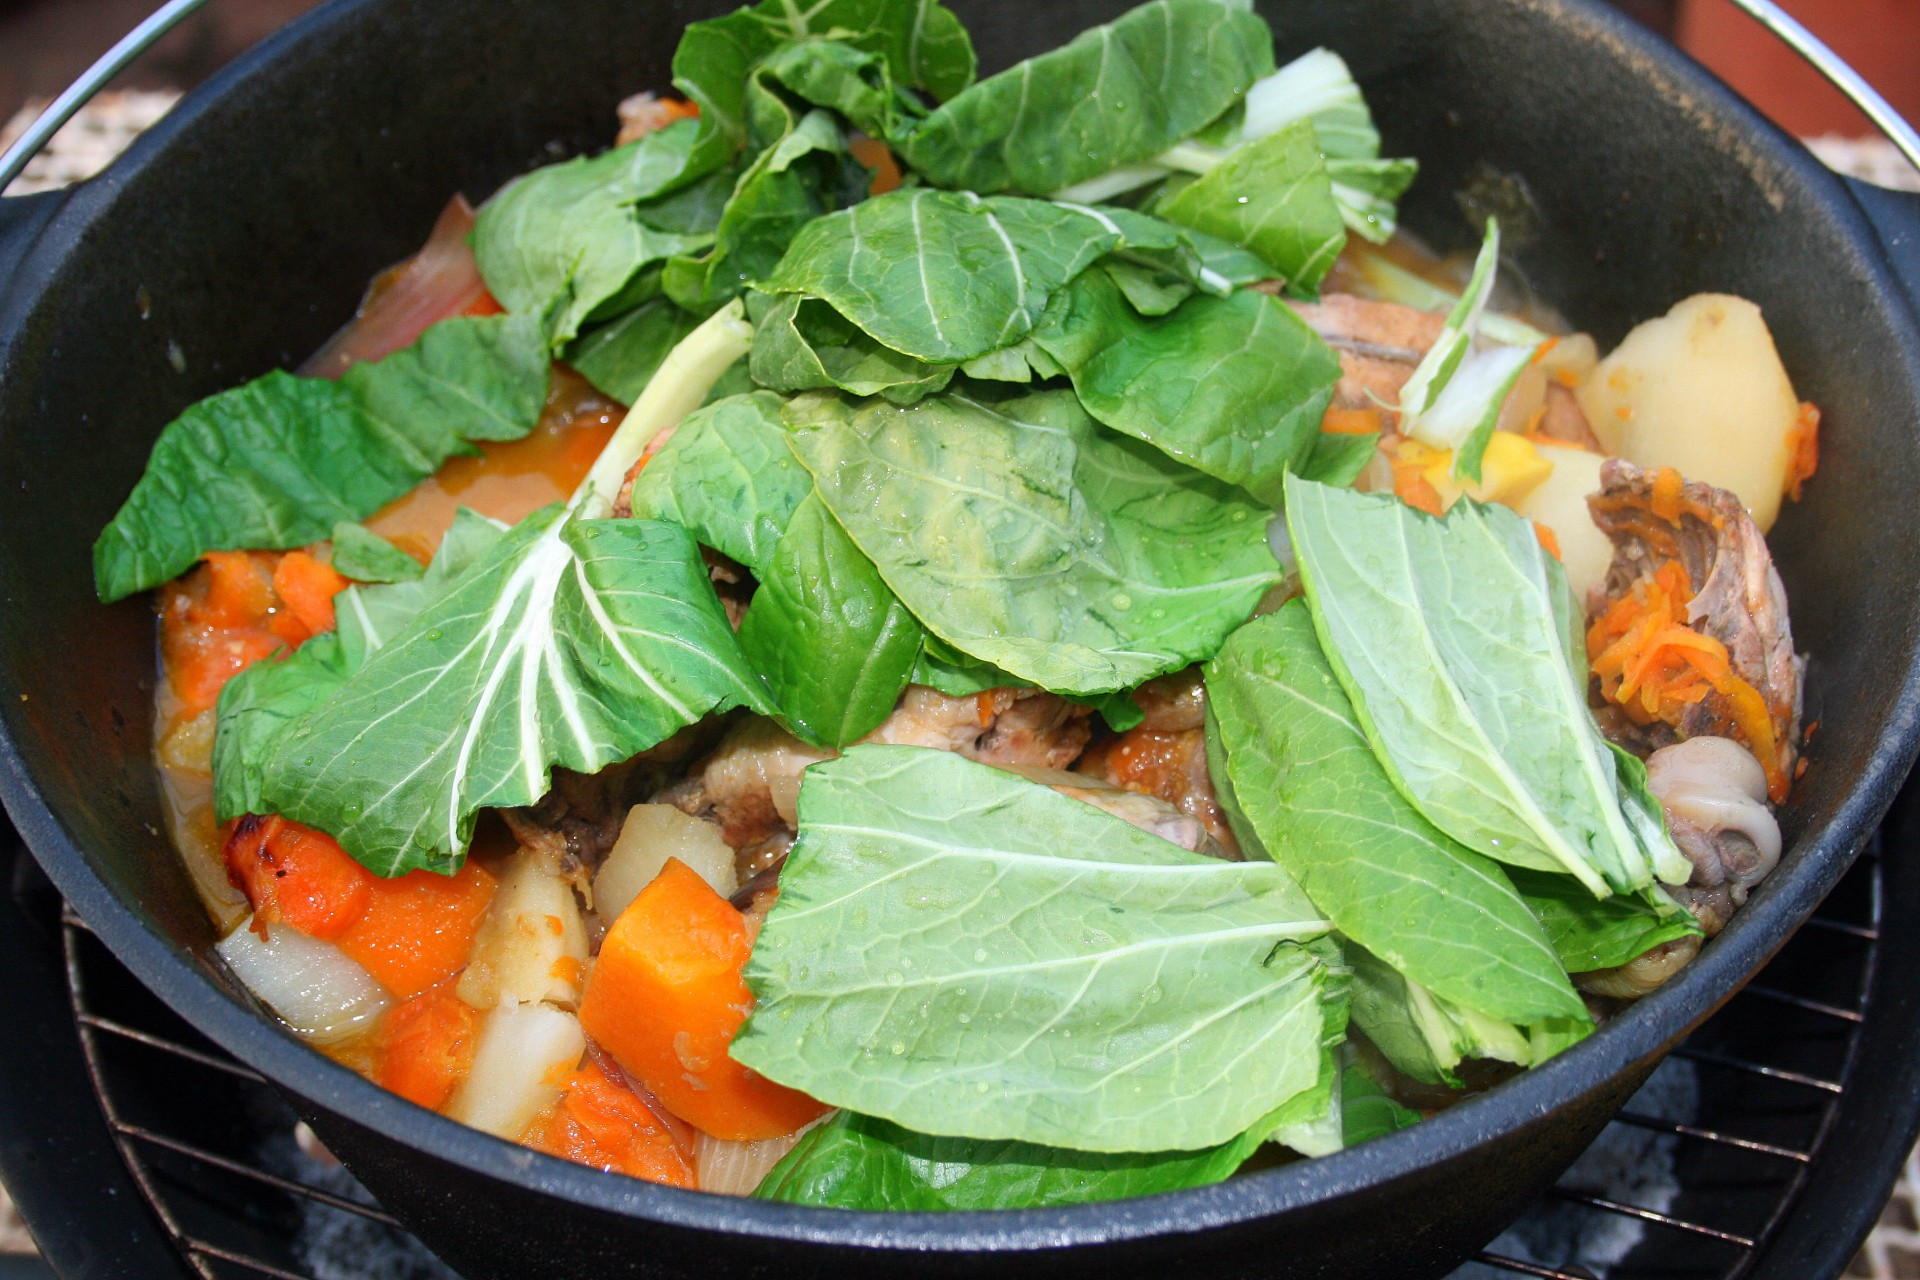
[55,837,1884,1280]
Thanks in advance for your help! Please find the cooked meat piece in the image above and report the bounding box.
[701,548,754,630]
[1286,293,1447,423]
[1534,381,1603,451]
[657,688,1094,857]
[862,686,1093,770]
[997,764,1227,858]
[503,762,645,888]
[652,717,834,852]
[1576,935,1703,1001]
[1645,736,1782,937]
[1077,674,1238,856]
[1587,459,1803,794]
[1132,668,1207,733]
[609,425,683,520]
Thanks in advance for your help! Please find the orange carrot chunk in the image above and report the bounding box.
[223,814,372,941]
[200,550,277,628]
[377,985,480,1111]
[336,861,497,1000]
[271,550,350,644]
[525,1059,697,1187]
[578,859,827,1141]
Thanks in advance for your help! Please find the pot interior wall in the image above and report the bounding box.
[0,0,1915,1266]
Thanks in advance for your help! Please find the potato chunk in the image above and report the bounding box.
[1515,443,1614,604]
[1574,294,1799,531]
[595,804,738,922]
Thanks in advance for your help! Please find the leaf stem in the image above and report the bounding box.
[570,297,756,518]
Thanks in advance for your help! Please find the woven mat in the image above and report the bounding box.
[1,93,1918,1279]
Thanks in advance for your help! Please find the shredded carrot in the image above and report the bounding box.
[1648,467,1686,522]
[1320,406,1382,436]
[223,814,373,941]
[525,1060,697,1187]
[1529,336,1561,365]
[1586,559,1789,801]
[975,691,996,729]
[1532,521,1563,561]
[1784,401,1821,502]
[1553,368,1582,389]
[1391,454,1445,516]
[376,985,479,1111]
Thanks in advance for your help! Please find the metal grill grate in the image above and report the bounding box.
[50,838,1887,1280]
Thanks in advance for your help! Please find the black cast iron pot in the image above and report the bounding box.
[3,1,1919,1276]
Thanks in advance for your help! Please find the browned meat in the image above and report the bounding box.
[1076,672,1237,854]
[655,687,1095,856]
[997,764,1227,858]
[1587,460,1803,793]
[1534,381,1603,451]
[1286,293,1447,423]
[862,686,1093,770]
[501,761,648,889]
[609,426,683,520]
[1577,935,1704,1001]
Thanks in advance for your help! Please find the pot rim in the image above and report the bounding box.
[5,0,1920,1253]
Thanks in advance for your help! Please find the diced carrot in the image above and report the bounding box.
[377,985,480,1111]
[223,814,373,941]
[1784,401,1820,502]
[1320,406,1382,436]
[336,861,497,1000]
[578,859,828,1141]
[271,551,350,643]
[200,551,276,628]
[524,1059,696,1187]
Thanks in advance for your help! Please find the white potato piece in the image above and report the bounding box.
[217,917,391,1044]
[1574,294,1800,531]
[1515,443,1615,605]
[596,804,738,920]
[445,999,585,1140]
[456,849,590,1010]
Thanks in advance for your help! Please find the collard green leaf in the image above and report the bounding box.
[748,38,912,145]
[566,299,701,405]
[472,123,717,346]
[256,507,768,874]
[1028,269,1339,503]
[755,1108,1268,1210]
[737,494,925,747]
[664,109,854,314]
[1345,943,1575,1088]
[762,190,1119,363]
[750,294,955,404]
[1508,869,1700,974]
[1284,477,1691,897]
[673,0,974,171]
[1206,604,1590,1037]
[329,523,422,584]
[896,0,1273,195]
[1297,430,1380,488]
[785,388,1279,695]
[625,391,813,574]
[95,315,549,603]
[1340,1062,1421,1146]
[1155,120,1345,294]
[214,511,506,820]
[734,745,1335,1153]
[1328,156,1419,245]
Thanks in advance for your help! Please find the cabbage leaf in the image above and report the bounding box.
[785,388,1279,695]
[733,746,1338,1153]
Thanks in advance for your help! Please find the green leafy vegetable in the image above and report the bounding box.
[1207,603,1591,1043]
[1297,429,1380,488]
[785,388,1279,695]
[736,494,925,745]
[1508,869,1700,974]
[1028,269,1339,503]
[214,510,505,819]
[1346,944,1578,1087]
[896,0,1273,195]
[1154,120,1345,294]
[254,507,768,874]
[1283,476,1692,896]
[471,122,719,346]
[761,190,1119,363]
[1339,1060,1422,1146]
[734,746,1336,1153]
[749,294,955,404]
[1327,157,1419,245]
[328,523,422,584]
[95,314,549,602]
[566,299,702,405]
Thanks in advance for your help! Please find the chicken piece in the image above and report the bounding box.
[1286,293,1448,424]
[1587,460,1804,792]
[998,765,1227,858]
[1645,737,1782,937]
[652,717,834,853]
[862,686,1093,770]
[1075,670,1237,855]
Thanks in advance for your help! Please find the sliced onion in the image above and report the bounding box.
[445,999,585,1141]
[299,195,491,380]
[216,917,391,1044]
[695,1117,827,1196]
